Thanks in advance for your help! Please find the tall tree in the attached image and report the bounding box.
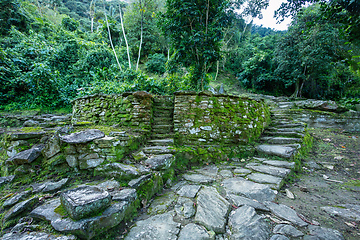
[162,0,230,90]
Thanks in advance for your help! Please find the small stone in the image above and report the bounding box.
[178,223,212,240]
[228,206,271,240]
[245,163,291,178]
[175,197,195,219]
[6,145,44,165]
[144,154,175,170]
[307,225,344,240]
[128,174,152,188]
[60,186,111,220]
[1,231,76,240]
[222,177,276,203]
[177,185,201,198]
[0,175,15,187]
[194,186,230,233]
[321,206,360,221]
[256,145,296,159]
[285,189,295,199]
[148,192,177,215]
[4,196,39,221]
[124,212,180,240]
[112,189,137,202]
[226,194,269,211]
[233,168,252,176]
[132,151,147,161]
[247,173,283,189]
[32,178,69,193]
[3,190,32,208]
[183,174,215,184]
[264,201,308,227]
[195,165,218,177]
[60,129,105,144]
[270,235,290,240]
[273,224,304,237]
[42,135,61,159]
[219,169,233,178]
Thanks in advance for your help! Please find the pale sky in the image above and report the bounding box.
[252,0,293,31]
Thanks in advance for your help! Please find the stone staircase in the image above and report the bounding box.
[134,96,176,169]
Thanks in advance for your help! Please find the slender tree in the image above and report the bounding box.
[119,3,131,69]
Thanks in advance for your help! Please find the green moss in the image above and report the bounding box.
[20,127,43,133]
[54,204,68,216]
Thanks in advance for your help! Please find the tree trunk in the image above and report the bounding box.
[103,2,122,72]
[136,0,144,71]
[119,5,131,69]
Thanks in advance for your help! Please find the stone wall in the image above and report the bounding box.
[72,92,153,131]
[72,91,270,145]
[173,92,270,145]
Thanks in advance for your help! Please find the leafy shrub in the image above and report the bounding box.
[146,53,166,74]
[62,17,79,31]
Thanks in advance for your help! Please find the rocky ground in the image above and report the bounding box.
[278,127,360,240]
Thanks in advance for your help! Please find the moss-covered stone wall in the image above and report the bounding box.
[173,92,270,146]
[72,91,270,145]
[72,92,153,131]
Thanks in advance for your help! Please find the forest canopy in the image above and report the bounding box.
[0,0,359,110]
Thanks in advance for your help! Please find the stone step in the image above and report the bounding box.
[144,154,175,170]
[152,124,173,130]
[256,144,296,159]
[260,137,303,144]
[272,122,306,128]
[253,157,296,169]
[247,172,283,190]
[153,106,174,111]
[264,131,305,138]
[267,127,305,133]
[148,138,174,146]
[152,128,173,134]
[151,133,175,139]
[153,112,172,118]
[142,146,176,155]
[245,162,292,178]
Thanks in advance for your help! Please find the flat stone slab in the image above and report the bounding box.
[194,165,218,177]
[247,173,283,189]
[124,212,180,240]
[128,174,152,188]
[178,223,213,240]
[3,190,32,208]
[32,178,69,193]
[175,197,195,219]
[177,185,201,198]
[4,196,39,221]
[194,186,231,233]
[0,175,15,187]
[263,160,295,169]
[142,146,175,154]
[9,132,46,140]
[256,144,296,159]
[60,129,105,144]
[112,188,137,202]
[219,169,233,178]
[233,168,252,176]
[1,232,76,240]
[95,163,141,178]
[183,173,215,184]
[226,194,269,211]
[144,154,175,170]
[222,177,276,202]
[273,224,304,238]
[228,206,271,240]
[31,198,132,240]
[264,201,308,227]
[321,206,360,221]
[270,235,290,240]
[6,145,44,165]
[307,225,344,240]
[262,137,302,144]
[60,186,111,220]
[246,163,291,177]
[148,192,177,215]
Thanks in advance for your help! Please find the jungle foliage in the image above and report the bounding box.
[0,0,359,111]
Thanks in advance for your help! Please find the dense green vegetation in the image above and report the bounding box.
[0,0,359,111]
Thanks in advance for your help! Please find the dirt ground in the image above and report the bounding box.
[277,127,360,239]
